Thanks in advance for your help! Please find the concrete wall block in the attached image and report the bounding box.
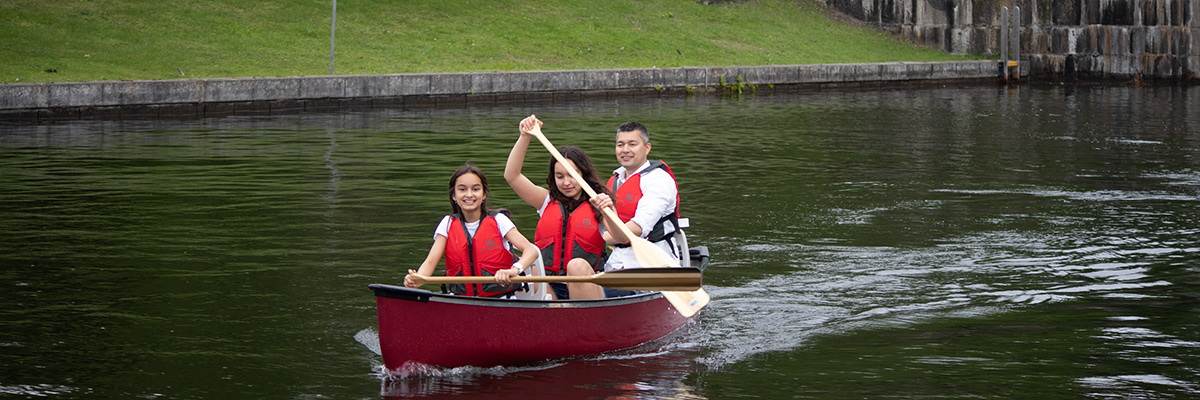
[1189,55,1200,79]
[875,62,904,81]
[102,81,153,105]
[499,71,552,92]
[950,27,973,54]
[574,70,614,90]
[657,68,690,88]
[254,78,301,101]
[1192,1,1200,26]
[546,70,581,91]
[1106,54,1136,76]
[968,26,996,55]
[1130,26,1147,55]
[765,65,801,83]
[400,74,432,95]
[1193,27,1200,56]
[0,84,48,109]
[1171,27,1189,55]
[913,0,953,26]
[204,78,254,102]
[794,64,825,83]
[950,60,986,78]
[737,67,766,85]
[619,69,657,89]
[1098,0,1134,25]
[840,63,875,81]
[151,80,203,104]
[344,75,402,97]
[298,77,343,99]
[1046,0,1077,25]
[48,82,105,107]
[429,73,471,95]
[683,67,711,86]
[466,73,495,94]
[909,62,939,80]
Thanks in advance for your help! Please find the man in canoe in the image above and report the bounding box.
[592,122,681,279]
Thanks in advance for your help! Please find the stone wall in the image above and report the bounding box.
[824,0,1200,82]
[0,61,1001,122]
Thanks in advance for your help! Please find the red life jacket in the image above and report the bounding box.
[605,160,679,244]
[534,199,606,275]
[443,211,518,297]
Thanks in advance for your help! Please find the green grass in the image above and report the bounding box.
[1,0,974,84]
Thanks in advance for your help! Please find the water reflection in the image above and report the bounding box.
[377,331,703,399]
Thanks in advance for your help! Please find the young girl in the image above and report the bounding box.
[404,163,539,297]
[504,115,612,300]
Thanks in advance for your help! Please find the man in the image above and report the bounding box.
[592,121,679,272]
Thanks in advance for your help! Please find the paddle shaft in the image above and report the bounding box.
[529,130,640,243]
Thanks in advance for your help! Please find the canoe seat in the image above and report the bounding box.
[512,252,553,300]
[674,217,709,270]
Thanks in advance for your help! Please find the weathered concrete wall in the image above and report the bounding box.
[0,61,1000,122]
[824,0,1199,82]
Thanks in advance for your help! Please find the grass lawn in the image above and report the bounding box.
[1,0,976,84]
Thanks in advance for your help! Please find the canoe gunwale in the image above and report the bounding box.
[368,284,666,309]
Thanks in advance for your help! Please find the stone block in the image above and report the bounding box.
[901,62,934,80]
[204,78,255,103]
[153,79,203,104]
[102,81,153,105]
[0,84,48,109]
[345,75,402,97]
[254,78,301,101]
[657,67,689,88]
[546,70,589,91]
[400,74,431,96]
[685,67,711,86]
[619,68,656,89]
[47,82,105,108]
[469,73,496,94]
[794,64,825,83]
[429,73,471,95]
[495,71,550,93]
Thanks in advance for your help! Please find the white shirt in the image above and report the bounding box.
[434,213,517,250]
[604,161,678,271]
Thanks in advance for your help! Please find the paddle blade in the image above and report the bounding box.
[662,289,710,318]
[593,267,702,291]
[629,236,682,269]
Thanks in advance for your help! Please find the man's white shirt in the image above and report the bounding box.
[604,161,678,271]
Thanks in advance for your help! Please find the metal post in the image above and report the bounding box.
[1011,6,1020,80]
[330,0,337,75]
[1001,7,1009,80]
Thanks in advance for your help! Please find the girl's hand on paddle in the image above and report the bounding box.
[590,193,614,210]
[403,269,424,288]
[518,115,543,137]
[494,267,521,285]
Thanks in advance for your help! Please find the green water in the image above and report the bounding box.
[1,85,1198,399]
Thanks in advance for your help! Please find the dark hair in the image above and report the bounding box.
[617,121,650,143]
[447,162,491,217]
[547,146,611,221]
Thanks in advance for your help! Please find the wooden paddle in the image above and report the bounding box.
[526,121,710,317]
[408,267,703,292]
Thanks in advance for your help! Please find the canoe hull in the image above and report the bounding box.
[369,284,691,370]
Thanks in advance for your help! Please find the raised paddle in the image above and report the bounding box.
[408,267,704,292]
[525,120,710,317]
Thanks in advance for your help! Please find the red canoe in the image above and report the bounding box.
[368,285,693,370]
